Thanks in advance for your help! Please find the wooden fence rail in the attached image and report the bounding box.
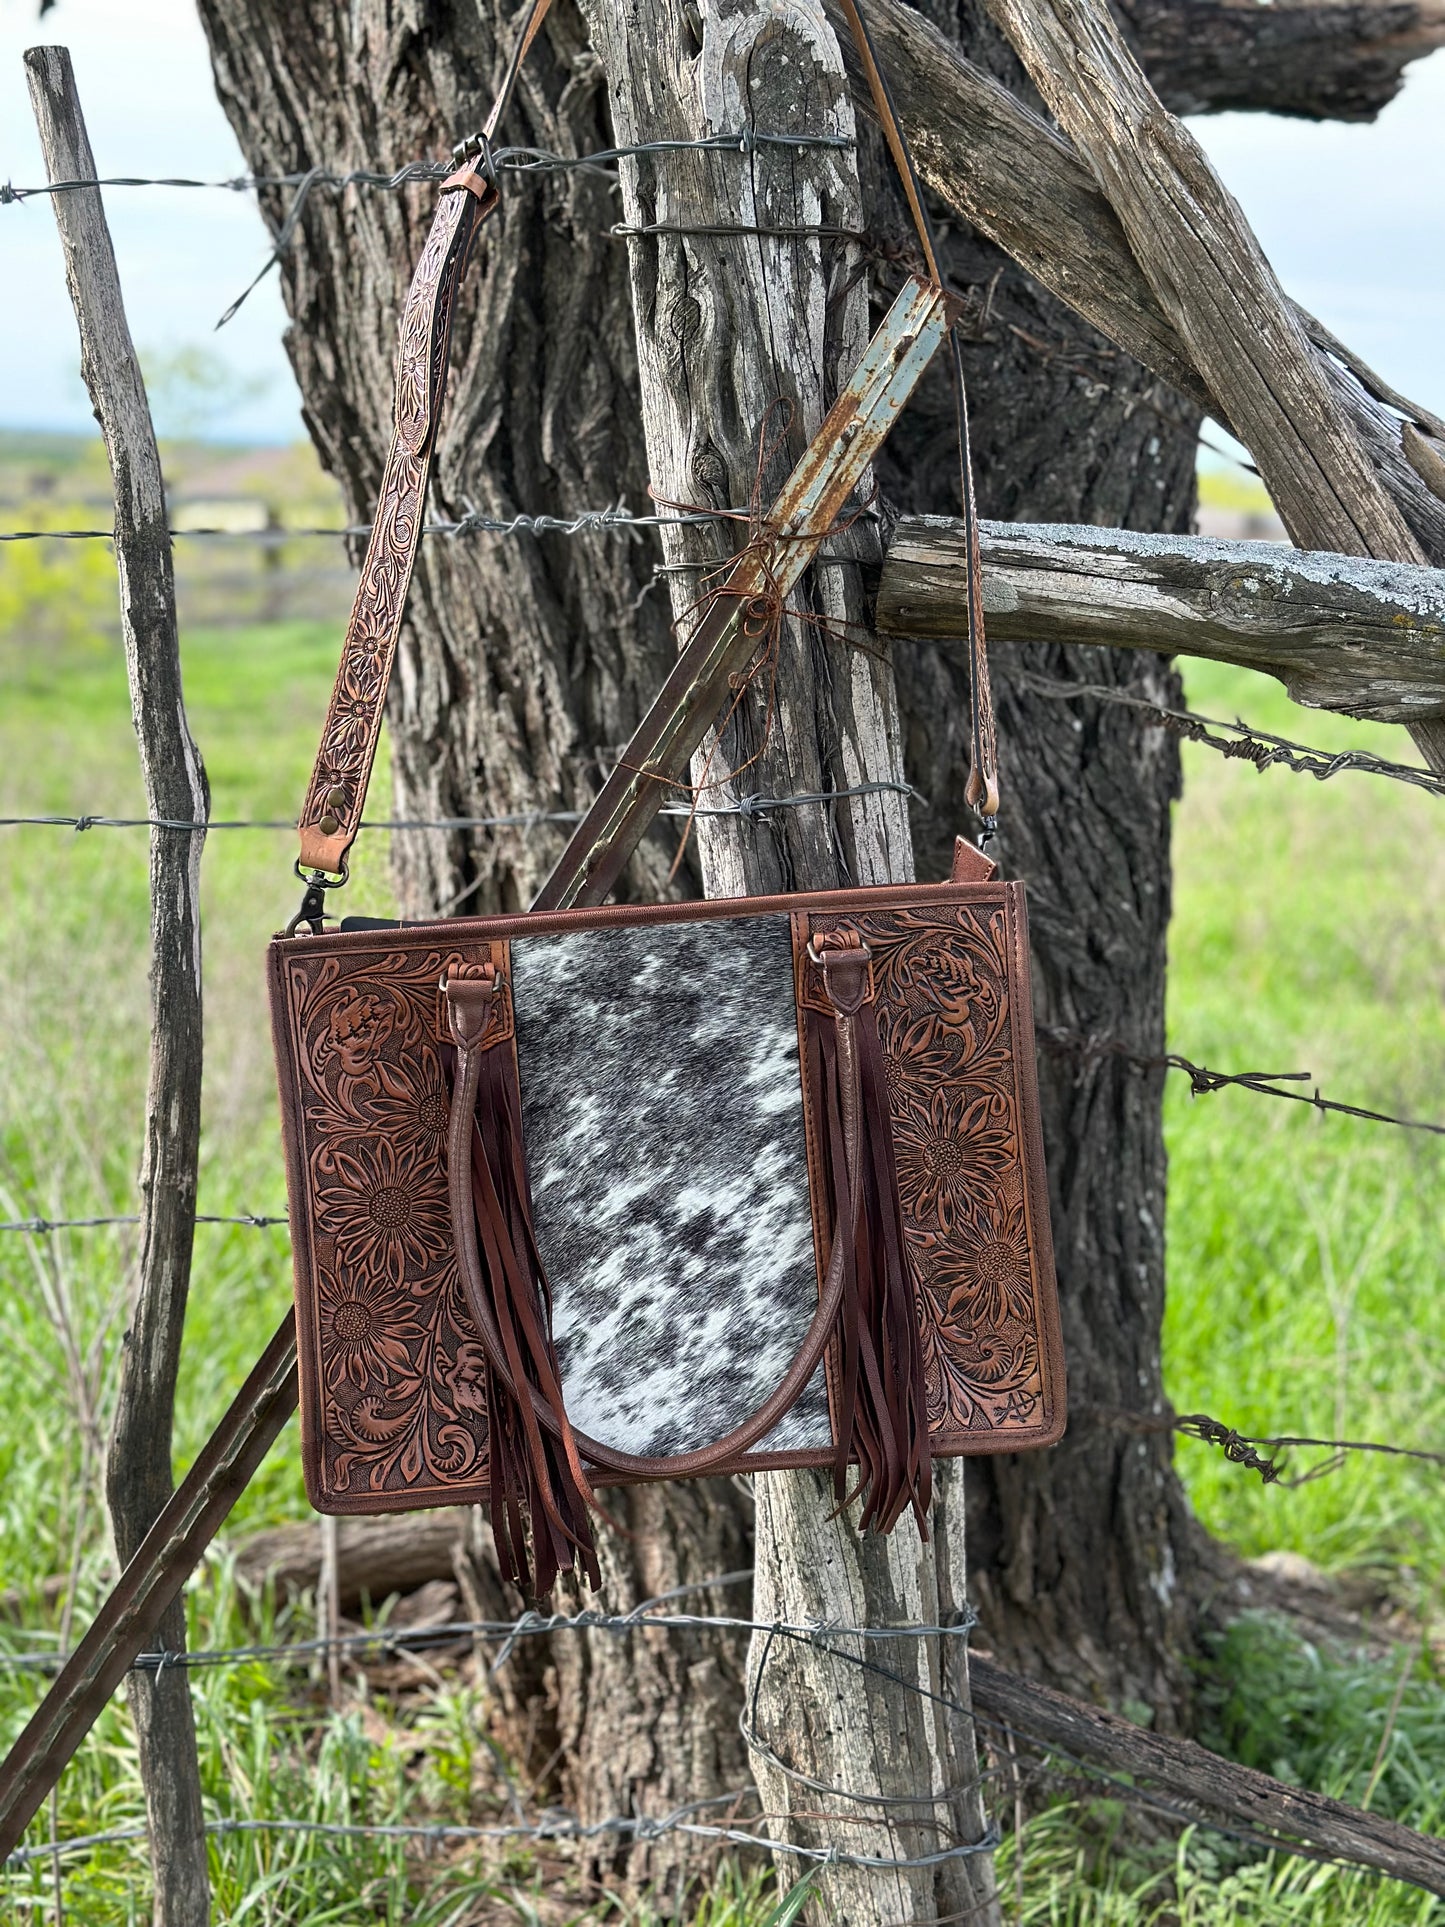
[879,518,1445,723]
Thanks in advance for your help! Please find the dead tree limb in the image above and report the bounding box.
[26,45,210,1927]
[823,0,1445,570]
[981,0,1418,563]
[1118,0,1445,122]
[969,1655,1445,1897]
[972,0,1445,783]
[879,517,1445,722]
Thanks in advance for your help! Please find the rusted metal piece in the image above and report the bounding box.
[530,275,954,913]
[0,1316,299,1864]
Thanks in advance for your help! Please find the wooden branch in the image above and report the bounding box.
[982,0,1416,563]
[879,517,1445,722]
[970,1655,1445,1897]
[235,1512,477,1616]
[823,0,1445,571]
[1120,0,1445,122]
[973,0,1445,786]
[26,46,210,1927]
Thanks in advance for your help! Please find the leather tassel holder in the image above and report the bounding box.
[805,931,933,1535]
[443,965,601,1597]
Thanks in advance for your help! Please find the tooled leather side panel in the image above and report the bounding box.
[791,889,1061,1455]
[1003,885,1066,1440]
[272,934,510,1511]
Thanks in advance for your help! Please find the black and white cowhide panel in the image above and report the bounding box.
[509,914,831,1458]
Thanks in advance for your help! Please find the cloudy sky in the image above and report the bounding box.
[0,0,1441,444]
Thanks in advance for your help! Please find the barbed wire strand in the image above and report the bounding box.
[2,1024,1437,1239]
[0,1605,972,1680]
[0,131,854,206]
[0,1593,1417,1884]
[0,498,883,543]
[1038,1025,1445,1137]
[0,131,856,327]
[0,1213,286,1234]
[1015,671,1445,802]
[4,1805,995,1874]
[1089,1407,1445,1484]
[0,779,921,837]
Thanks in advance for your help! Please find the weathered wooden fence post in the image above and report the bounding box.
[26,46,211,1927]
[575,4,1000,1919]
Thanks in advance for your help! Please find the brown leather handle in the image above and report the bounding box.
[442,967,867,1481]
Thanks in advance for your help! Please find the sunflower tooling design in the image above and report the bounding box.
[802,902,1050,1439]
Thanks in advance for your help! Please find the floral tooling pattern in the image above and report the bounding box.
[281,942,504,1502]
[277,897,1056,1510]
[802,901,1050,1438]
[297,183,477,867]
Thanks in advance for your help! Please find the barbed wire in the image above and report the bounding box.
[1,1021,1436,1240]
[1,1579,1422,1884]
[0,1598,975,1679]
[0,131,854,207]
[1037,1026,1445,1137]
[0,502,755,544]
[0,779,921,837]
[3,1803,996,1874]
[0,497,884,544]
[1089,1406,1445,1484]
[1015,672,1445,801]
[0,129,857,326]
[0,1212,286,1235]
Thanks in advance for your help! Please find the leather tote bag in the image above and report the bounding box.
[267,0,1064,1594]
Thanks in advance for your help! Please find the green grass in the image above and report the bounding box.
[0,559,1441,1919]
[1163,659,1444,1589]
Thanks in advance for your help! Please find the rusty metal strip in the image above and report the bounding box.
[530,275,953,912]
[0,1316,299,1864]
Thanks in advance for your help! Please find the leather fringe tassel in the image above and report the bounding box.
[444,978,601,1598]
[807,948,933,1536]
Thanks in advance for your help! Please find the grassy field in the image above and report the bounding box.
[0,518,1440,1919]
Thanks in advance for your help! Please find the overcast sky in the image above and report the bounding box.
[1,0,1441,445]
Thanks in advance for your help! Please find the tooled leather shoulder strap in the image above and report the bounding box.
[293,0,998,898]
[294,0,554,886]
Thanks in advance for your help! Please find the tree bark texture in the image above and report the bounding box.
[26,46,210,1927]
[571,7,998,1919]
